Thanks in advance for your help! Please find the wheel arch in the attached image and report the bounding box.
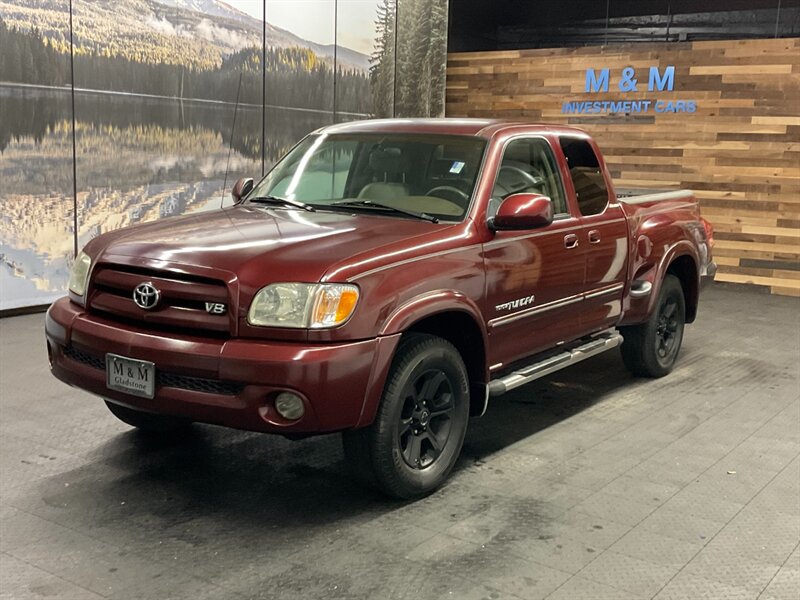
[623,241,700,326]
[374,291,489,418]
[665,254,699,323]
[404,311,488,417]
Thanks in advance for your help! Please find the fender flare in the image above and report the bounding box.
[355,290,490,428]
[646,241,700,317]
[378,289,488,343]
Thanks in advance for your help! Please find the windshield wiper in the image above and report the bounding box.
[248,195,316,212]
[331,200,439,223]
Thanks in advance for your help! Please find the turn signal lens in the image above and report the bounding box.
[310,284,359,328]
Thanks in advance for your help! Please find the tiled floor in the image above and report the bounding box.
[1,284,798,599]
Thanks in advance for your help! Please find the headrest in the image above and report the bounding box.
[369,147,404,174]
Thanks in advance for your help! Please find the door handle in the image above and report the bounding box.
[588,230,601,244]
[564,234,579,249]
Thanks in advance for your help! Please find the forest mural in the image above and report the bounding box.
[0,0,450,311]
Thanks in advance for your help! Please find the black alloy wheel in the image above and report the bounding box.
[342,333,470,499]
[620,274,686,378]
[398,369,456,470]
[655,295,681,365]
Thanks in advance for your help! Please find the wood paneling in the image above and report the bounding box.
[446,38,800,296]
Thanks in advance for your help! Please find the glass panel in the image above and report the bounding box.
[268,139,358,200]
[0,3,75,310]
[395,0,448,116]
[70,0,265,255]
[452,2,611,51]
[559,137,609,216]
[777,0,800,37]
[335,0,391,120]
[606,0,671,44]
[265,0,335,169]
[251,133,486,220]
[665,1,781,42]
[493,139,567,215]
[449,0,793,51]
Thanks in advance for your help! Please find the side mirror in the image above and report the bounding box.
[231,177,254,203]
[490,193,554,231]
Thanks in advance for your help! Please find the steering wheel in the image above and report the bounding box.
[498,165,545,195]
[425,185,470,204]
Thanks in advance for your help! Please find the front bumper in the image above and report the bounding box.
[45,297,399,434]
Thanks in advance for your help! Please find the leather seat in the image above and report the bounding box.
[358,182,410,202]
[358,146,410,201]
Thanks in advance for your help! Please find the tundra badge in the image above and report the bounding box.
[495,294,535,312]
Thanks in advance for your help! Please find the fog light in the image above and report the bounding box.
[274,392,305,420]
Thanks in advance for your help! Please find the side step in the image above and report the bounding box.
[487,330,624,397]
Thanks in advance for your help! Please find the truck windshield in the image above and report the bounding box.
[248,133,487,222]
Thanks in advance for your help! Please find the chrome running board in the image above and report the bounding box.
[487,329,623,397]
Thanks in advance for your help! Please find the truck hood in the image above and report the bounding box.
[88,205,457,286]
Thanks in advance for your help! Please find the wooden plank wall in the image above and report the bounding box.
[446,38,800,296]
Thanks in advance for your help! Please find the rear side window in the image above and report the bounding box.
[559,137,609,216]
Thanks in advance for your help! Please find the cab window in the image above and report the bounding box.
[490,138,568,218]
[559,137,609,216]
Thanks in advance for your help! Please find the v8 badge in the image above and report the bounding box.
[205,302,227,315]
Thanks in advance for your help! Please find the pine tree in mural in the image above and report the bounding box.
[0,20,71,86]
[399,0,448,118]
[427,0,448,117]
[370,0,448,118]
[370,0,397,118]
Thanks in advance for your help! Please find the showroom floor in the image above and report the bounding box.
[1,284,798,600]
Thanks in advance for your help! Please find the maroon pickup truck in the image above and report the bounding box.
[46,119,715,498]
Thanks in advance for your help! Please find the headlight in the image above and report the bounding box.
[68,251,92,296]
[248,283,359,328]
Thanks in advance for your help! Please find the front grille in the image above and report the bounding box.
[88,264,232,336]
[64,345,105,370]
[157,372,244,396]
[62,345,243,396]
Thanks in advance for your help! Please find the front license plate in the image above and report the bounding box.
[106,353,155,399]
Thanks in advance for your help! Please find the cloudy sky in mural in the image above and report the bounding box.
[225,0,380,55]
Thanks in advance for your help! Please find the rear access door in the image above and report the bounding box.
[558,136,628,332]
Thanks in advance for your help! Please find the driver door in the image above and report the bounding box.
[483,137,586,369]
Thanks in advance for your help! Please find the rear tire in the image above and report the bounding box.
[620,274,685,377]
[104,401,192,433]
[342,333,470,500]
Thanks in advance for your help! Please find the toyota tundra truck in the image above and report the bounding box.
[46,119,716,499]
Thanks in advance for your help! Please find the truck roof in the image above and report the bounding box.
[317,118,587,138]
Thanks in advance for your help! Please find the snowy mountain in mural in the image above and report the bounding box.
[0,0,369,71]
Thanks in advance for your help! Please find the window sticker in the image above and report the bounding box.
[449,161,465,174]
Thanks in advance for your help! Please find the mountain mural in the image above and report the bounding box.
[0,0,373,113]
[0,0,370,72]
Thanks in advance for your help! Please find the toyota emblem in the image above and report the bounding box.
[133,282,161,310]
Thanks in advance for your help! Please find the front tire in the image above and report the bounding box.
[620,274,686,377]
[343,333,470,500]
[104,400,192,433]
